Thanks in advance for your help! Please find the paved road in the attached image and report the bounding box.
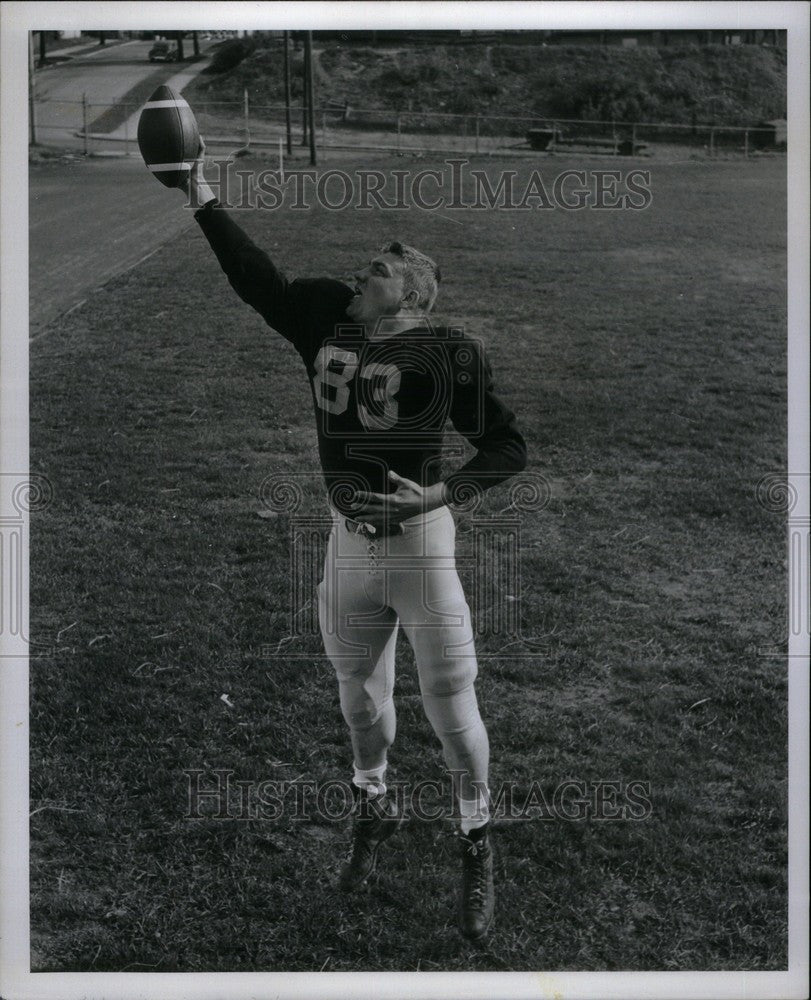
[35,42,159,135]
[29,38,222,333]
[33,39,217,145]
[29,156,196,335]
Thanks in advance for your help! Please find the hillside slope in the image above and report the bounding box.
[185,40,786,126]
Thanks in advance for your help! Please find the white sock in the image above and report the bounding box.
[352,763,387,799]
[459,790,490,835]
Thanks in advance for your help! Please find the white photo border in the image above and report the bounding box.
[1,3,808,999]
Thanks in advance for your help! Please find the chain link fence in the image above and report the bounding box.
[33,96,785,159]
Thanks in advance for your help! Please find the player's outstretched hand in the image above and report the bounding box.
[179,137,205,193]
[181,138,215,208]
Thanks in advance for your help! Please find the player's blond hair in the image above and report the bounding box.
[381,241,441,312]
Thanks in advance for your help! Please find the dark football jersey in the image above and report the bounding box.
[195,201,526,515]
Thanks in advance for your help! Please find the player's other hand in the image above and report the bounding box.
[351,471,447,523]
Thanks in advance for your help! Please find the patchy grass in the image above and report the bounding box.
[28,145,87,164]
[29,153,787,971]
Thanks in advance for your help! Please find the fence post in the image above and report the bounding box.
[243,88,250,148]
[301,34,310,148]
[475,114,480,155]
[744,129,749,158]
[82,93,88,155]
[305,31,316,167]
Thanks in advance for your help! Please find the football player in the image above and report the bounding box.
[181,153,526,942]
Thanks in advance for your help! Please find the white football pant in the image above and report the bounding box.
[318,506,489,802]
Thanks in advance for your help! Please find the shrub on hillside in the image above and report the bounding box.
[204,37,256,74]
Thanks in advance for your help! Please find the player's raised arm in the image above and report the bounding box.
[181,151,306,345]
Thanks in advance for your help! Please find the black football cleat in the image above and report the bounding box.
[338,790,402,892]
[458,823,495,941]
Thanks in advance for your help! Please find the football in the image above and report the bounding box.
[137,85,201,188]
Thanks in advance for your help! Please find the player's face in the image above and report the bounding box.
[346,253,408,323]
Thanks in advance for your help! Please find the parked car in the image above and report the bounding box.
[148,41,176,62]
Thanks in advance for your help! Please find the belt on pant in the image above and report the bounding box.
[344,517,404,538]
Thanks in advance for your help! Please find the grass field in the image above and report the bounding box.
[29,151,787,972]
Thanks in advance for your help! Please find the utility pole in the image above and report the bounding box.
[305,31,316,166]
[82,93,88,155]
[301,34,309,147]
[28,32,38,145]
[283,31,292,154]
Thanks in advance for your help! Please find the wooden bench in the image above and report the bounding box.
[322,99,350,121]
[526,128,561,151]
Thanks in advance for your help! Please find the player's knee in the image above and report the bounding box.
[341,692,392,733]
[420,673,486,746]
[418,655,478,698]
[331,655,377,687]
